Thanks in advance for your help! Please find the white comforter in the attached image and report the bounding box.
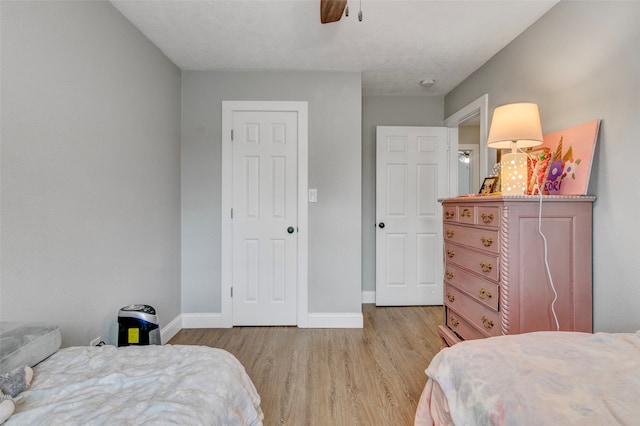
[9,345,263,425]
[418,331,640,425]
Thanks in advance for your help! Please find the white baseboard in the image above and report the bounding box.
[161,292,374,338]
[181,312,230,328]
[160,315,182,344]
[361,291,375,304]
[307,312,363,328]
[162,310,365,336]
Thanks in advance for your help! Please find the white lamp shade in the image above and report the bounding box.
[487,103,543,149]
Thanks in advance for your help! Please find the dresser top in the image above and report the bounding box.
[440,195,596,204]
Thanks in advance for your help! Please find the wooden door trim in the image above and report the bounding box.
[221,101,309,328]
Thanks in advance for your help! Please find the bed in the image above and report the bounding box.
[415,330,640,425]
[1,322,263,425]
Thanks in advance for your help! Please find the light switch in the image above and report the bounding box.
[309,188,318,203]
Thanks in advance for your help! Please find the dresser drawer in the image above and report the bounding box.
[444,264,499,311]
[444,224,499,253]
[445,291,501,338]
[443,205,458,222]
[477,206,500,228]
[444,242,499,282]
[443,203,500,227]
[443,204,476,224]
[458,206,475,224]
[445,307,486,341]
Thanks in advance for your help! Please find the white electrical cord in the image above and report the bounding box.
[522,148,561,331]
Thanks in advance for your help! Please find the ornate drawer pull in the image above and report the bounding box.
[446,293,455,303]
[446,230,455,238]
[445,211,455,219]
[447,249,456,258]
[481,213,494,224]
[479,262,492,273]
[478,288,492,299]
[481,316,494,329]
[461,208,472,218]
[445,271,454,280]
[450,316,460,327]
[481,236,493,247]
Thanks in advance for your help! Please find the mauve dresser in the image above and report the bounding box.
[439,195,595,347]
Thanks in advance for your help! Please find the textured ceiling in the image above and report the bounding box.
[110,0,558,96]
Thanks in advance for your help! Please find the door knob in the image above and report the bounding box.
[378,222,385,229]
[287,226,295,234]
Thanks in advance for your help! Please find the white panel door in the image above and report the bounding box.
[375,126,449,306]
[232,111,298,325]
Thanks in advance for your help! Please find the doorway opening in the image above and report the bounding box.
[443,94,489,196]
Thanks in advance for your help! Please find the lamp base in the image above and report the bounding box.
[500,152,527,195]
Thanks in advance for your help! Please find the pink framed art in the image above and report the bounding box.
[526,119,600,195]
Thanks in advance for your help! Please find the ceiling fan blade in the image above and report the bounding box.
[320,0,347,24]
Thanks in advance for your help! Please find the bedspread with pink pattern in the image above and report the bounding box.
[415,331,640,425]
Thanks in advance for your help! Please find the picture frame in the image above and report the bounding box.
[479,176,498,195]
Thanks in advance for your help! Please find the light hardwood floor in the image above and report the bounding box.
[169,304,443,425]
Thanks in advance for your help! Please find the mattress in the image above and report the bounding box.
[415,331,640,425]
[8,344,263,425]
[0,322,61,373]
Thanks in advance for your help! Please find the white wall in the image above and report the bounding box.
[445,1,640,332]
[181,71,362,316]
[361,96,443,294]
[0,1,182,346]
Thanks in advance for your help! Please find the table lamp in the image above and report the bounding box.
[487,103,543,195]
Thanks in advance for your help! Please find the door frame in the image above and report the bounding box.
[221,101,309,327]
[443,94,489,196]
